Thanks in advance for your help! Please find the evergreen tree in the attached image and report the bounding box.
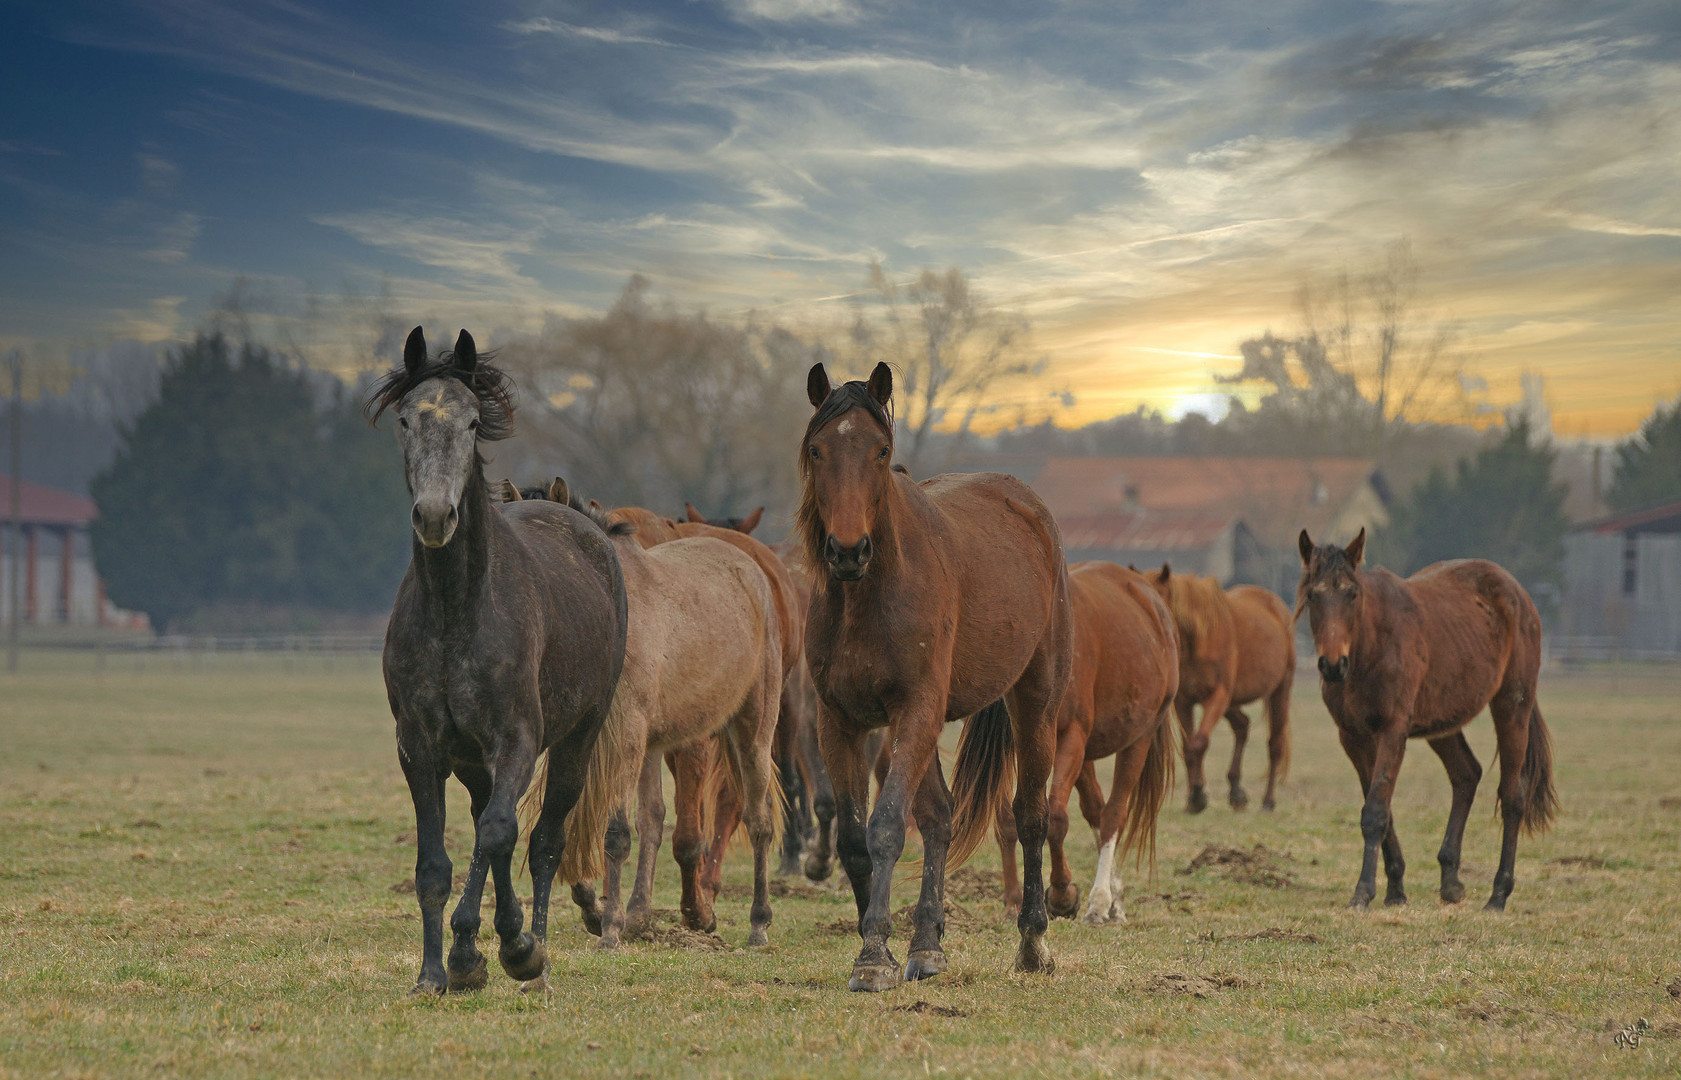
[1380,418,1568,606]
[1607,398,1681,513]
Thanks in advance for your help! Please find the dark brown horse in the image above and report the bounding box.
[369,328,629,995]
[800,362,1072,992]
[994,562,1178,926]
[1297,529,1558,911]
[1146,568,1295,812]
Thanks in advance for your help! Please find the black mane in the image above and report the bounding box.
[801,379,893,449]
[364,351,517,442]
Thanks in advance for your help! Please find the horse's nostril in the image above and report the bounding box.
[825,535,842,562]
[858,536,873,563]
[411,505,424,528]
[446,506,458,528]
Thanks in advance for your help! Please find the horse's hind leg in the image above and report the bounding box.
[670,744,718,934]
[457,739,545,985]
[1084,735,1150,926]
[1008,650,1067,976]
[1176,699,1207,813]
[398,728,451,996]
[904,756,953,982]
[595,806,634,949]
[1224,705,1251,810]
[775,684,808,877]
[1261,681,1291,811]
[1074,761,1104,851]
[1486,691,1535,912]
[995,798,1022,917]
[623,752,666,940]
[800,710,837,882]
[1427,732,1481,905]
[1045,728,1087,919]
[725,662,782,947]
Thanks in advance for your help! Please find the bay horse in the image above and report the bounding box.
[368,328,629,996]
[1297,529,1558,910]
[684,503,764,535]
[994,562,1178,926]
[801,362,1072,992]
[1146,567,1295,812]
[520,506,786,948]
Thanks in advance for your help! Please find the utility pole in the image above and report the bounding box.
[7,349,20,673]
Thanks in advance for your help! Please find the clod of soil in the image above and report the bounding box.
[1665,977,1681,1001]
[389,878,416,894]
[1177,845,1295,888]
[648,927,730,951]
[890,897,984,931]
[893,1001,968,1017]
[944,866,1002,903]
[1147,972,1253,997]
[817,917,856,936]
[1657,796,1681,810]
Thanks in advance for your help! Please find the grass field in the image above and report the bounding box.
[2,651,1679,1078]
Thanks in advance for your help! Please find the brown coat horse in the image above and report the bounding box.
[994,562,1178,927]
[800,362,1072,992]
[1297,529,1557,911]
[1147,568,1295,813]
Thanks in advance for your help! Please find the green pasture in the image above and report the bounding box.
[1,651,1678,1078]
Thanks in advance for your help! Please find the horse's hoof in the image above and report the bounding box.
[1440,882,1465,904]
[1345,895,1373,911]
[499,933,546,982]
[446,953,488,993]
[1260,798,1276,812]
[904,949,947,982]
[778,854,804,877]
[1229,786,1249,810]
[1046,885,1080,920]
[1013,936,1055,975]
[682,910,718,935]
[518,972,550,994]
[803,856,833,883]
[577,903,602,937]
[595,931,622,951]
[623,908,655,941]
[849,962,904,993]
[410,972,447,998]
[1384,891,1407,908]
[746,927,769,948]
[1482,896,1508,913]
[1186,787,1208,814]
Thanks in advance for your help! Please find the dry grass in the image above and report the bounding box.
[2,652,1680,1077]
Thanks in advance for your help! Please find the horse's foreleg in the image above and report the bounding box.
[775,681,808,877]
[480,742,545,983]
[1342,722,1408,909]
[904,755,953,982]
[623,752,666,939]
[850,697,942,992]
[1045,728,1087,919]
[1176,698,1206,813]
[723,664,782,948]
[817,708,873,928]
[1007,644,1067,977]
[445,762,493,991]
[1185,687,1231,813]
[1486,696,1536,912]
[398,729,451,996]
[1427,732,1481,905]
[1261,680,1291,811]
[1224,705,1251,810]
[524,729,593,991]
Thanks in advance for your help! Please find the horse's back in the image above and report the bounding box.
[1226,585,1293,703]
[675,521,802,679]
[1070,562,1177,755]
[1387,559,1541,726]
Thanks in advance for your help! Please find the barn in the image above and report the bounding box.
[1560,501,1681,659]
[0,476,137,628]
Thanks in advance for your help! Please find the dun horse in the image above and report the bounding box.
[1297,529,1557,911]
[369,328,629,996]
[994,562,1178,927]
[1146,568,1295,812]
[801,362,1072,992]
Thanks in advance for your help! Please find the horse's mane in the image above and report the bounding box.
[1168,573,1229,662]
[363,351,517,443]
[795,380,894,573]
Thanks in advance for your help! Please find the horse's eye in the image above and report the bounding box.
[468,417,480,432]
[399,417,409,430]
[808,445,820,460]
[877,445,889,462]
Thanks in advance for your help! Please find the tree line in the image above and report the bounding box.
[77,256,1681,632]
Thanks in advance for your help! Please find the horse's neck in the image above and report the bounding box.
[413,468,501,632]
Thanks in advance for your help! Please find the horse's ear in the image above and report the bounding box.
[739,507,763,534]
[1158,562,1171,584]
[588,498,602,512]
[1345,527,1366,568]
[452,329,477,372]
[499,479,522,502]
[684,502,706,523]
[867,362,893,407]
[806,363,832,409]
[1298,529,1315,566]
[403,326,427,372]
[549,476,569,504]
[1127,563,1137,572]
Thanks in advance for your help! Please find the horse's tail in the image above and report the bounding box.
[1510,702,1558,837]
[1122,705,1178,873]
[948,699,1015,870]
[554,697,641,884]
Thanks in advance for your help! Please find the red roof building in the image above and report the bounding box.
[1,476,137,628]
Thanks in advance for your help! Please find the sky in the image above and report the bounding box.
[2,0,1678,438]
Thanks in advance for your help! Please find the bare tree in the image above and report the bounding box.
[845,263,1045,474]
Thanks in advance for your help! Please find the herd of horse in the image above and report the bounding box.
[368,327,1559,997]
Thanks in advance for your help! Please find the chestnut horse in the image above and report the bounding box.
[994,562,1178,927]
[1297,529,1557,911]
[801,362,1072,992]
[1146,567,1295,813]
[369,329,629,996]
[522,510,785,950]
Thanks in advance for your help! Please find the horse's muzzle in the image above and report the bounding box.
[824,534,872,581]
[412,498,459,548]
[1317,655,1349,683]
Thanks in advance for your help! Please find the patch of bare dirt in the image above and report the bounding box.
[893,1001,969,1018]
[1664,976,1680,1001]
[816,917,856,936]
[719,878,824,900]
[1658,796,1681,810]
[1238,927,1319,944]
[944,866,1002,903]
[1177,845,1294,888]
[1146,972,1255,998]
[1550,855,1608,869]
